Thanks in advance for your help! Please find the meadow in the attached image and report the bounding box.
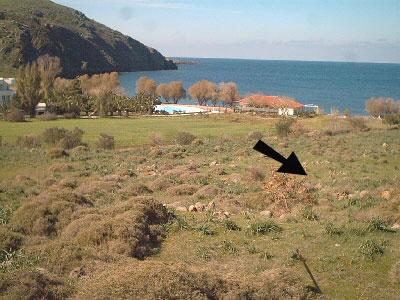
[0,114,399,299]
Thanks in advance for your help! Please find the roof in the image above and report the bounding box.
[240,94,304,109]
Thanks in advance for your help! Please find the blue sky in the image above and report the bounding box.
[54,0,400,63]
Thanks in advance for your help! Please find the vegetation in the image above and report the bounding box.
[0,115,398,298]
[365,97,400,117]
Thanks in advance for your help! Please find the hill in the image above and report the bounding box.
[0,0,177,78]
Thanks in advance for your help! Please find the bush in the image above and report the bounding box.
[359,240,385,260]
[384,113,400,126]
[58,128,84,149]
[176,132,196,145]
[149,133,164,146]
[5,109,25,122]
[47,148,68,158]
[16,134,41,148]
[247,131,263,140]
[42,127,67,144]
[63,112,78,119]
[248,166,265,181]
[96,133,115,150]
[275,118,294,137]
[248,221,282,235]
[37,112,58,121]
[348,117,368,131]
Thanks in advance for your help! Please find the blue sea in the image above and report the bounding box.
[120,58,400,115]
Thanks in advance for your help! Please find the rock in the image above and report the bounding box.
[260,210,273,218]
[175,206,188,212]
[359,190,369,199]
[213,211,228,220]
[224,211,230,217]
[188,205,197,212]
[381,190,391,200]
[391,223,400,230]
[209,161,218,167]
[194,202,205,212]
[206,201,215,210]
[382,143,389,150]
[69,267,85,279]
[195,186,219,198]
[348,193,357,200]
[213,146,222,152]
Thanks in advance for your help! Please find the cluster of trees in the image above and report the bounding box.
[3,55,159,118]
[135,77,240,107]
[365,97,400,117]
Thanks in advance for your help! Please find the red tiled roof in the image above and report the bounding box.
[240,94,304,109]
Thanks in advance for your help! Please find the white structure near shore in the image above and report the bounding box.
[0,78,16,104]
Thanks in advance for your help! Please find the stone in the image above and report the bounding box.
[391,223,400,230]
[69,267,85,279]
[382,143,389,150]
[206,201,216,210]
[194,202,205,212]
[209,161,218,166]
[359,190,369,199]
[381,190,391,200]
[260,210,273,218]
[188,205,197,212]
[224,211,230,217]
[348,193,357,200]
[175,206,188,212]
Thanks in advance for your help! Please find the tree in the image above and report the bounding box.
[136,76,157,97]
[168,81,186,104]
[365,97,399,117]
[156,83,170,102]
[188,80,217,106]
[37,55,62,101]
[16,61,41,117]
[218,82,239,107]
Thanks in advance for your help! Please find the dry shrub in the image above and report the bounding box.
[247,166,265,181]
[167,184,199,196]
[42,127,68,144]
[247,131,263,140]
[75,178,118,197]
[149,133,164,146]
[0,226,24,253]
[275,118,295,137]
[60,197,172,259]
[63,112,78,119]
[96,133,115,150]
[10,189,92,236]
[290,121,308,137]
[37,112,58,121]
[176,132,196,145]
[195,185,220,198]
[150,177,174,191]
[76,262,310,299]
[58,128,84,149]
[121,183,153,197]
[16,134,41,148]
[245,174,316,216]
[4,108,25,122]
[47,148,68,158]
[348,117,368,131]
[0,269,71,299]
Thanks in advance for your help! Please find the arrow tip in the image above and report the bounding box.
[277,152,307,175]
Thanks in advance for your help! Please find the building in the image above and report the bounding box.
[239,94,304,115]
[35,102,47,115]
[0,78,16,104]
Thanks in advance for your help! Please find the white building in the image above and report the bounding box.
[0,78,16,104]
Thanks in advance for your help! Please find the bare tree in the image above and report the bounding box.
[365,97,399,117]
[136,76,157,97]
[188,80,217,106]
[37,55,62,100]
[16,61,42,117]
[168,81,186,104]
[218,82,239,107]
[156,83,170,102]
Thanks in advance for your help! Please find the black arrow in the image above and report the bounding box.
[253,140,307,175]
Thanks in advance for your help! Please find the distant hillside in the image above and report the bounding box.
[0,0,177,78]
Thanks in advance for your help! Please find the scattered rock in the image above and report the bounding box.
[206,201,215,211]
[381,190,391,200]
[194,202,205,212]
[175,206,188,212]
[359,190,369,199]
[260,210,273,218]
[391,223,400,230]
[188,205,197,212]
[69,267,86,279]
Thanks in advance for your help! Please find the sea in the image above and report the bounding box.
[119,58,400,115]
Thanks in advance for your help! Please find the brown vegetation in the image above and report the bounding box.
[136,76,157,97]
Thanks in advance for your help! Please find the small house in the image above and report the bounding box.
[35,102,47,115]
[0,78,16,104]
[239,94,304,115]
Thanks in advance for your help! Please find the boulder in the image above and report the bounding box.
[260,210,273,218]
[188,205,197,212]
[381,191,391,200]
[69,267,86,279]
[194,202,205,212]
[206,201,216,211]
[175,206,188,212]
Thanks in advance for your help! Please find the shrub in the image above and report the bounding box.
[301,205,319,221]
[275,118,294,137]
[384,113,400,126]
[58,128,84,149]
[348,117,368,131]
[37,112,58,121]
[96,133,115,150]
[324,222,343,235]
[248,166,265,181]
[247,131,263,140]
[63,112,78,119]
[248,221,282,235]
[149,133,164,146]
[359,240,385,260]
[42,127,67,144]
[5,108,25,122]
[16,134,41,148]
[221,219,241,231]
[367,218,394,233]
[176,132,196,145]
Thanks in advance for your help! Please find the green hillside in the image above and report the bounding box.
[0,0,176,77]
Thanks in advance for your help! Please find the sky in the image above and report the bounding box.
[53,0,400,63]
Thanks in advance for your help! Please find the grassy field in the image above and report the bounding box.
[0,114,399,299]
